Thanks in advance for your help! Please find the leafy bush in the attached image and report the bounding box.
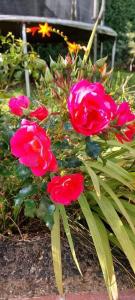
[0,32,48,90]
[105,0,135,65]
[1,24,135,300]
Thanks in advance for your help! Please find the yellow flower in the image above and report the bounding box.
[38,23,52,38]
[67,42,81,54]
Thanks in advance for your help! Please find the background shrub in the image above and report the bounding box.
[105,0,135,66]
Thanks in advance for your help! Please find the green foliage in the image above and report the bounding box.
[0,29,135,299]
[35,42,67,65]
[36,197,55,229]
[85,137,101,159]
[105,0,135,65]
[0,32,48,90]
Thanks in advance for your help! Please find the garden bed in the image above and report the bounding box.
[0,231,135,300]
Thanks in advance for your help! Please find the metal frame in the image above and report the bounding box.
[93,0,117,68]
[0,0,117,97]
[22,23,31,97]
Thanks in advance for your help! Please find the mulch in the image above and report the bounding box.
[0,232,135,300]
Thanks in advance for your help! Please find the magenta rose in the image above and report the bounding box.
[9,95,30,116]
[30,105,49,121]
[114,102,135,142]
[47,173,84,205]
[115,102,135,126]
[67,80,117,136]
[10,119,58,176]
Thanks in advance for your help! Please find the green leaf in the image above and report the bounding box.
[106,160,133,182]
[51,206,63,295]
[36,197,55,230]
[107,140,135,156]
[13,196,24,220]
[95,56,108,67]
[82,17,99,65]
[100,180,135,235]
[89,161,132,189]
[24,200,37,218]
[15,164,31,179]
[124,224,135,247]
[18,184,38,198]
[85,138,101,159]
[83,161,100,198]
[107,232,122,250]
[0,165,11,176]
[59,205,82,275]
[91,193,135,273]
[122,199,135,215]
[79,194,118,300]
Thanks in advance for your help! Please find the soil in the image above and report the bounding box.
[0,230,135,300]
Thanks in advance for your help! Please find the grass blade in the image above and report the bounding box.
[89,161,132,189]
[83,161,100,198]
[107,140,135,156]
[91,193,135,273]
[79,194,118,300]
[100,180,135,235]
[106,160,133,182]
[51,206,63,295]
[59,205,82,275]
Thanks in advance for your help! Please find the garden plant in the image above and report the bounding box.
[0,19,135,300]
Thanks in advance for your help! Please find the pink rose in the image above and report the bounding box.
[9,95,30,116]
[47,173,84,205]
[10,119,58,176]
[116,102,135,126]
[115,128,135,143]
[30,105,49,121]
[114,102,135,142]
[67,80,117,136]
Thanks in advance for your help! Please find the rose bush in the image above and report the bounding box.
[1,37,135,300]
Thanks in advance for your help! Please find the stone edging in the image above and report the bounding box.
[10,289,135,300]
